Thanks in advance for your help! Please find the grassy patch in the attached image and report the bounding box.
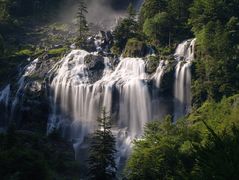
[15,49,33,56]
[48,48,66,56]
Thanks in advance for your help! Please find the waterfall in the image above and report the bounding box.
[48,50,153,137]
[0,85,10,107]
[0,85,11,126]
[174,38,196,120]
[152,60,167,88]
[10,58,39,121]
[0,37,196,165]
[48,50,167,161]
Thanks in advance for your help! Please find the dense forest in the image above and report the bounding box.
[0,0,239,179]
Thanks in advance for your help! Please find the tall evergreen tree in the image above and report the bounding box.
[76,0,88,47]
[88,108,117,180]
[127,3,136,20]
[112,3,139,53]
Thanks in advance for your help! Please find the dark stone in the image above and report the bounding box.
[146,56,160,74]
[84,54,105,71]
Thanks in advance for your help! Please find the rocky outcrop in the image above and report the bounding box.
[146,56,160,74]
[84,54,105,83]
[123,38,147,58]
[84,54,105,70]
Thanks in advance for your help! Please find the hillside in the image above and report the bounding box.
[0,0,239,179]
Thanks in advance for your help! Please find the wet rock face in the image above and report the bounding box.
[27,81,42,93]
[84,54,105,70]
[84,54,105,83]
[84,31,114,54]
[0,54,56,131]
[28,54,59,80]
[146,56,160,74]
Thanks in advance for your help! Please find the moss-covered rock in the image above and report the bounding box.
[47,47,66,56]
[15,49,33,56]
[159,61,175,95]
[111,45,121,56]
[146,56,160,74]
[123,38,147,57]
[84,54,105,70]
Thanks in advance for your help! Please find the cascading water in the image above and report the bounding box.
[0,84,11,127]
[0,85,10,107]
[47,49,168,163]
[0,39,196,177]
[10,58,39,121]
[174,38,196,120]
[152,60,167,88]
[0,58,39,125]
[0,37,196,168]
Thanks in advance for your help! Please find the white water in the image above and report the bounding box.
[0,38,196,166]
[10,58,39,121]
[48,50,166,161]
[152,60,167,88]
[0,85,10,107]
[174,38,196,120]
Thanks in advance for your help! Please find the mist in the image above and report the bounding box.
[58,0,144,31]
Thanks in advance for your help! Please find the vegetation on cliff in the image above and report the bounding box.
[0,0,239,179]
[126,95,239,179]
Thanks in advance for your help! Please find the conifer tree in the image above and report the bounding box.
[127,3,137,20]
[112,3,139,53]
[88,108,117,180]
[76,0,88,47]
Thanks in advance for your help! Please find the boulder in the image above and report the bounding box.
[123,38,147,57]
[84,54,105,70]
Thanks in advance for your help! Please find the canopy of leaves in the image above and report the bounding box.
[126,95,239,179]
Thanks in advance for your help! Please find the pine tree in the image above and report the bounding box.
[88,108,117,180]
[112,3,139,53]
[127,3,136,20]
[76,0,88,47]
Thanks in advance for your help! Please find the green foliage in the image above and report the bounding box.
[48,48,66,56]
[192,123,239,179]
[146,56,159,73]
[189,0,239,104]
[0,0,10,21]
[125,115,196,179]
[126,95,239,179]
[140,0,193,47]
[113,4,139,54]
[0,127,80,179]
[139,0,167,22]
[15,49,33,56]
[0,0,64,22]
[75,0,89,48]
[127,3,136,20]
[143,12,172,46]
[0,147,51,180]
[123,38,146,57]
[88,108,117,180]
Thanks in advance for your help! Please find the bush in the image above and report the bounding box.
[126,94,239,179]
[123,38,147,57]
